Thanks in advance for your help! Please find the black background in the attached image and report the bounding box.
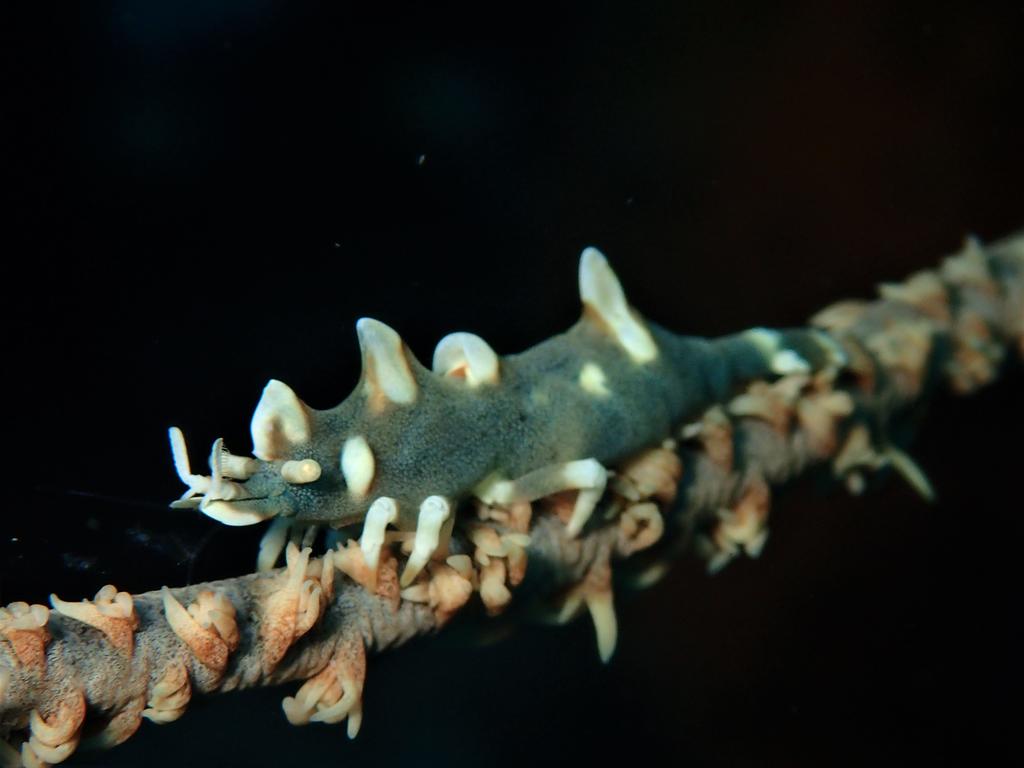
[6,2,1023,766]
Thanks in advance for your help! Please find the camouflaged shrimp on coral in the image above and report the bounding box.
[167,248,845,586]
[1,233,1022,767]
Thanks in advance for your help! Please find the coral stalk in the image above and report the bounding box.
[2,233,1021,767]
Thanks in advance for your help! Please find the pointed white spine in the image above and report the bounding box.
[579,247,658,363]
[400,496,451,587]
[359,497,398,573]
[586,588,618,663]
[884,445,936,502]
[432,332,500,386]
[250,379,312,461]
[356,318,418,407]
[341,436,375,499]
[563,459,608,537]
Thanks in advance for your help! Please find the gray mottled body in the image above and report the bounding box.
[218,325,816,528]
[168,248,839,579]
[307,323,731,527]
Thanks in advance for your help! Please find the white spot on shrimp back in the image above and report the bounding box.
[281,459,322,484]
[341,435,375,499]
[578,362,611,396]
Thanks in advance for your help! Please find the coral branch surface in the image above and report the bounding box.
[1,233,1021,767]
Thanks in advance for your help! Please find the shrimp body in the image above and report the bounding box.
[169,247,839,585]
